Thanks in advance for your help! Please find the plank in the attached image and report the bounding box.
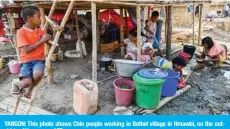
[2,97,55,115]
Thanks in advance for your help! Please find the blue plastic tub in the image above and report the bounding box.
[161,70,180,97]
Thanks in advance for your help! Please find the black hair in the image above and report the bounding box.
[172,56,187,67]
[129,28,137,37]
[21,6,40,22]
[151,11,159,18]
[201,36,214,49]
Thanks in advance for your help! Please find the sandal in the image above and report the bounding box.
[11,79,22,95]
[177,80,186,88]
[22,87,33,99]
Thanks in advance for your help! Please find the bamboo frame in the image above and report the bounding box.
[8,13,20,61]
[192,3,195,46]
[136,4,141,61]
[166,6,172,60]
[91,2,97,82]
[120,8,125,56]
[198,4,203,46]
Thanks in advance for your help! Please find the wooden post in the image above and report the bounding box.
[136,4,141,61]
[148,6,150,19]
[91,2,97,82]
[74,10,83,57]
[97,9,100,52]
[192,3,195,46]
[164,6,168,43]
[166,6,172,60]
[45,0,75,79]
[43,1,57,56]
[124,9,128,37]
[120,8,124,56]
[198,4,203,46]
[8,13,20,61]
[40,8,45,28]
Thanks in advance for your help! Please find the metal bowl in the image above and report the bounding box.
[113,59,144,78]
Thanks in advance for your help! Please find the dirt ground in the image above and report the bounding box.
[0,27,230,115]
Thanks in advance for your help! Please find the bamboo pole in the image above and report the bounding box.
[124,9,128,37]
[97,9,100,52]
[11,97,20,114]
[43,1,57,56]
[192,3,195,46]
[120,8,124,56]
[40,8,45,28]
[25,79,43,114]
[166,6,172,60]
[198,4,203,46]
[8,13,20,61]
[136,4,141,61]
[91,2,97,82]
[164,6,168,43]
[45,0,75,78]
[74,10,83,57]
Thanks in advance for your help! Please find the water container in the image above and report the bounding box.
[161,70,180,97]
[73,79,98,115]
[8,60,19,74]
[113,78,135,107]
[183,45,196,59]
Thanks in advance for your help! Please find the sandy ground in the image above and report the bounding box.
[0,28,230,115]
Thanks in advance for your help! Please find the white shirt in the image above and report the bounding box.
[124,36,147,54]
[146,20,157,37]
[142,42,153,50]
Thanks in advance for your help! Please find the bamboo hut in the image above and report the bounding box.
[0,0,211,115]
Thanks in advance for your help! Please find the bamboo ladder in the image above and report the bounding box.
[12,0,75,115]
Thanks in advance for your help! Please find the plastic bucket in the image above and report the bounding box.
[183,45,196,59]
[8,60,19,74]
[161,70,180,97]
[178,51,191,62]
[133,73,164,109]
[113,78,135,107]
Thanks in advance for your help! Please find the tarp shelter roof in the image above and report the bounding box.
[1,0,212,10]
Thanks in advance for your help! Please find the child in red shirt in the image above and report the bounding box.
[11,6,51,98]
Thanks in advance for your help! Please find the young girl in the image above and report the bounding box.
[122,28,153,63]
[194,36,227,69]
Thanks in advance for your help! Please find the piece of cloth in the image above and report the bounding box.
[17,26,46,63]
[124,52,136,60]
[19,60,45,79]
[153,56,173,70]
[208,42,226,58]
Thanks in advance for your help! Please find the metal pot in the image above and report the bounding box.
[113,59,144,78]
[99,56,112,70]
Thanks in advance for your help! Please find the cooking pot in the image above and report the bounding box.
[99,56,112,70]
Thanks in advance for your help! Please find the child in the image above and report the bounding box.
[141,38,154,63]
[123,28,153,63]
[144,11,163,57]
[11,6,51,98]
[153,56,187,86]
[194,36,227,69]
[172,56,187,83]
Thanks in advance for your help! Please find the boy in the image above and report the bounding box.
[144,11,163,57]
[11,6,51,98]
[153,56,187,83]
